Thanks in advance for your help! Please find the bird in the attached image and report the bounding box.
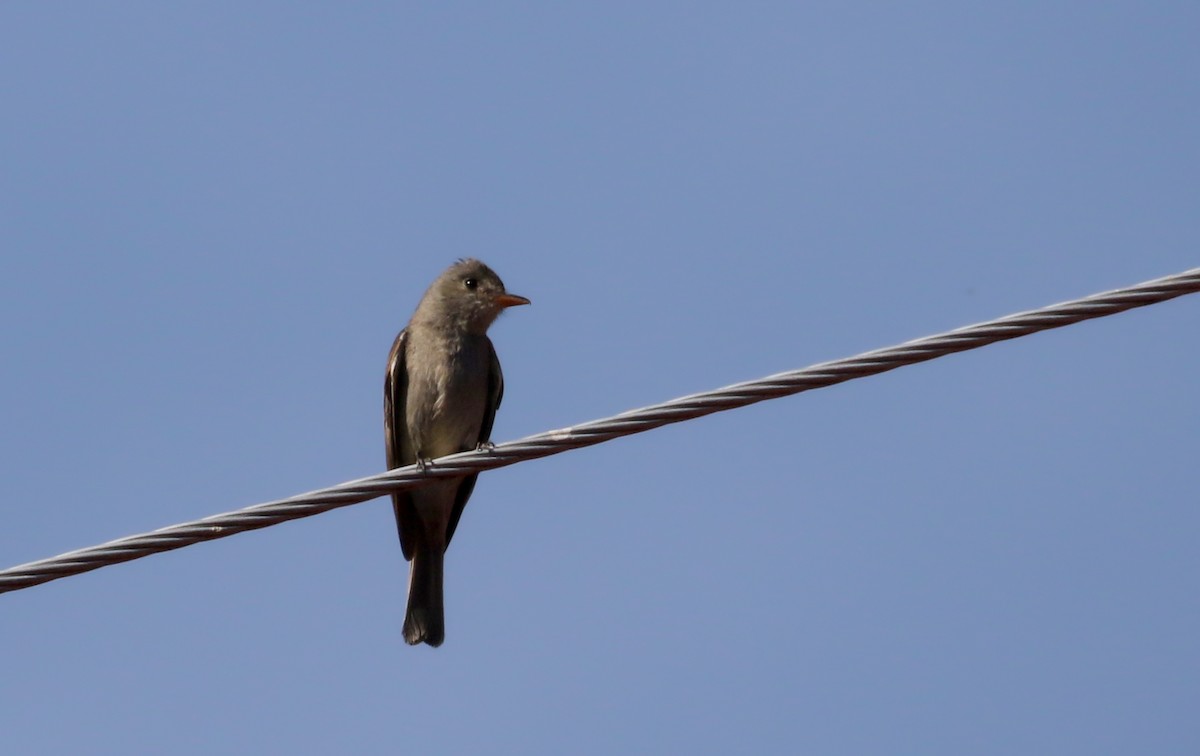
[384,259,529,646]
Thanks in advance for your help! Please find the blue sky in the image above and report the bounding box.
[2,3,1197,754]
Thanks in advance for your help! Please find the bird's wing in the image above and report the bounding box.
[445,339,504,548]
[385,328,420,560]
[479,338,504,441]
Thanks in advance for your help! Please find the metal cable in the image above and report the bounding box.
[2,267,1198,594]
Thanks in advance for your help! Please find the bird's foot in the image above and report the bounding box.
[415,457,433,473]
[475,441,496,453]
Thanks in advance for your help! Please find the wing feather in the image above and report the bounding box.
[385,329,421,560]
[445,338,503,547]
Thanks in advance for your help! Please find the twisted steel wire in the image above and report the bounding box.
[2,267,1198,594]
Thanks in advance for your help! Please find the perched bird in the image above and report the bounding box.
[384,259,529,646]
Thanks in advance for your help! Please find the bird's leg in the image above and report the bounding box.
[415,455,433,473]
[475,441,496,452]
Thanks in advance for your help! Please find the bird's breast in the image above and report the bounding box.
[405,332,489,458]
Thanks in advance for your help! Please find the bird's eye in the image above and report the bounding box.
[463,278,478,289]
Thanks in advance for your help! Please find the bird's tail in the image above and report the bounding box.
[403,543,445,647]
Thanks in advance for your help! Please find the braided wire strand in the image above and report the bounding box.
[2,267,1197,593]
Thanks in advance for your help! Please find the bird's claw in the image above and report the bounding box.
[415,457,432,473]
[475,441,496,453]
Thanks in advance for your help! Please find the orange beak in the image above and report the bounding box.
[495,293,531,308]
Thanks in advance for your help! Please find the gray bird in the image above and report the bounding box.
[385,259,529,646]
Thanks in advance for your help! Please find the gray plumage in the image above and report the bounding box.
[385,259,529,647]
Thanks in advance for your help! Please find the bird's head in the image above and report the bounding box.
[416,258,530,334]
